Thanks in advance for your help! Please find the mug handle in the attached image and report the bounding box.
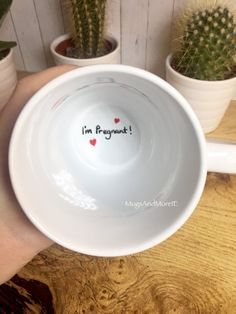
[206,139,236,173]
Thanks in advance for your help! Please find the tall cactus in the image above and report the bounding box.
[0,0,16,60]
[172,2,236,80]
[70,0,107,58]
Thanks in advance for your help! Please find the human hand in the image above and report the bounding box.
[0,65,76,284]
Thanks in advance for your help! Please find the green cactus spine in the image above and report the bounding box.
[172,4,236,80]
[0,0,16,60]
[70,0,107,58]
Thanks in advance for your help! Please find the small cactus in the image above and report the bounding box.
[0,0,16,60]
[69,0,107,59]
[172,2,236,80]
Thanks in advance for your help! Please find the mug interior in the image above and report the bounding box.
[9,65,206,256]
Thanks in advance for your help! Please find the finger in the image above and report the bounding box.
[0,65,77,132]
[0,66,78,251]
[0,65,77,176]
[16,64,77,102]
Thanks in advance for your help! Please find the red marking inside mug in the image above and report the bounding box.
[90,139,97,146]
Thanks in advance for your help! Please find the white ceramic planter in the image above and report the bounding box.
[0,49,17,111]
[50,34,120,67]
[165,54,236,133]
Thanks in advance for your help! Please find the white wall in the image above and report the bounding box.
[0,0,184,77]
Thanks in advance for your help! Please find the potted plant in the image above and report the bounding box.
[166,1,236,133]
[0,0,17,111]
[51,0,120,67]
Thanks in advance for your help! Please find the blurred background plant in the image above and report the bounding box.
[64,0,108,59]
[0,0,16,60]
[171,0,236,81]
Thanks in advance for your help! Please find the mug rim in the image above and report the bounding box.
[9,64,207,256]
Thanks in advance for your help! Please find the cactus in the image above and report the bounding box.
[0,0,16,60]
[172,2,236,80]
[69,0,107,59]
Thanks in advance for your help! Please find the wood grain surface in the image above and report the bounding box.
[1,103,236,314]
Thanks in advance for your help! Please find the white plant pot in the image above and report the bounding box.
[50,33,120,67]
[0,49,17,111]
[165,54,236,133]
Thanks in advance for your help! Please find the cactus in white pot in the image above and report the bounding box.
[50,0,120,66]
[69,0,107,59]
[0,0,17,111]
[172,5,236,80]
[166,1,236,133]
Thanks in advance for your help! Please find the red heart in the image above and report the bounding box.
[114,117,120,123]
[89,139,96,146]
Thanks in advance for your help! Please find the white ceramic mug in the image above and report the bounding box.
[9,65,236,257]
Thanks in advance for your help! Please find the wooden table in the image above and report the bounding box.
[1,97,236,313]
